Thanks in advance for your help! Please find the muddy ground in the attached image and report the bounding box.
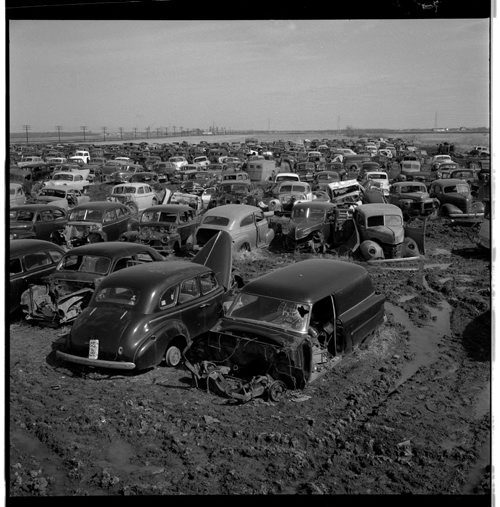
[8,217,491,497]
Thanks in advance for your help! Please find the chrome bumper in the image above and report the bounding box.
[56,350,136,370]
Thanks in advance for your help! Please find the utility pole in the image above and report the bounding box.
[80,125,88,142]
[434,111,438,129]
[55,125,62,143]
[22,124,31,144]
[173,126,176,135]
[164,127,168,137]
[102,126,107,141]
[156,128,160,138]
[134,127,137,139]
[146,126,150,139]
[119,127,124,140]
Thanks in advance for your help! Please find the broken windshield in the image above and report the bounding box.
[227,293,311,334]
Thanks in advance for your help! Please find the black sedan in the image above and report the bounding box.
[10,204,67,241]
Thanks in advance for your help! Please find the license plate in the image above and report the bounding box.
[88,339,99,360]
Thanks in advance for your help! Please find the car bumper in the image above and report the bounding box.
[56,350,136,370]
[449,212,484,223]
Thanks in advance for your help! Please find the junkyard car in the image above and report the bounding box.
[428,178,485,222]
[10,239,65,314]
[274,181,313,208]
[108,182,162,214]
[359,171,390,196]
[295,161,316,183]
[10,182,26,206]
[56,231,233,370]
[327,179,364,207]
[387,181,439,219]
[10,204,68,241]
[208,181,259,208]
[169,192,204,215]
[312,171,341,191]
[20,242,164,326]
[29,187,90,210]
[46,171,90,192]
[59,202,138,247]
[270,200,338,253]
[184,259,386,402]
[195,204,275,252]
[120,204,198,256]
[350,203,424,261]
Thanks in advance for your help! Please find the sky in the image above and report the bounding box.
[8,19,491,133]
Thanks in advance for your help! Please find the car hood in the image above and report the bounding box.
[399,192,431,201]
[192,230,233,290]
[362,225,405,244]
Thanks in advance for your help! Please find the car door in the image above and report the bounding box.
[177,210,196,245]
[177,276,204,337]
[33,209,58,240]
[239,212,258,248]
[254,210,270,247]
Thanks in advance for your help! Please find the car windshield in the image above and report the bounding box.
[94,286,140,306]
[69,208,103,221]
[141,211,177,223]
[113,186,136,194]
[202,215,230,226]
[443,184,469,195]
[367,173,387,180]
[58,254,111,274]
[40,189,67,198]
[227,293,311,334]
[292,207,326,220]
[401,185,426,193]
[366,214,403,227]
[10,210,34,221]
[220,183,248,193]
[53,174,73,181]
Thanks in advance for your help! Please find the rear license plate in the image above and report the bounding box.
[88,339,99,359]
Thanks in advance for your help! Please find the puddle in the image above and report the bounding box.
[386,300,452,387]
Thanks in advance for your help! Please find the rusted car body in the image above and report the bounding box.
[184,259,385,402]
[388,182,439,219]
[20,242,164,326]
[429,178,485,223]
[10,205,68,241]
[120,204,199,256]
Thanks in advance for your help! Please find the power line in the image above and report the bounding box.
[22,124,31,144]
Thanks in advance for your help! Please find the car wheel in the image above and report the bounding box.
[402,237,419,257]
[164,345,182,367]
[268,380,287,402]
[126,201,139,214]
[240,242,251,252]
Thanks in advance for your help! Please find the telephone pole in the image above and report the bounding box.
[119,127,124,140]
[102,126,107,141]
[134,127,137,139]
[22,124,31,144]
[55,125,63,143]
[80,125,88,142]
[146,126,150,139]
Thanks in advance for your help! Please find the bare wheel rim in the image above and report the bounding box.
[165,346,182,367]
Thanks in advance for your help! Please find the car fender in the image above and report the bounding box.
[441,203,462,216]
[120,230,139,242]
[134,320,190,370]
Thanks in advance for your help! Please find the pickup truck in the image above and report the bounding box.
[69,150,91,164]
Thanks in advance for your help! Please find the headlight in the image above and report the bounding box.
[161,235,169,244]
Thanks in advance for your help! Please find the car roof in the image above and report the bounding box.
[356,203,403,215]
[293,201,335,210]
[98,261,210,290]
[62,241,163,258]
[10,204,66,212]
[203,204,262,218]
[433,178,469,185]
[142,204,193,213]
[10,239,65,256]
[71,201,128,211]
[241,259,374,310]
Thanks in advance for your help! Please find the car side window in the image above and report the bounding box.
[178,277,200,304]
[240,214,254,227]
[24,251,51,271]
[10,258,23,275]
[199,272,219,295]
[159,286,178,309]
[135,252,156,263]
[49,250,63,263]
[103,210,117,223]
[52,209,66,220]
[138,186,145,194]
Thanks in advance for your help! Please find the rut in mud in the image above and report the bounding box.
[8,219,491,496]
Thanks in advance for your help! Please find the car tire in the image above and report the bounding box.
[267,380,287,402]
[240,242,251,252]
[164,345,182,367]
[88,232,104,243]
[402,237,419,257]
[126,201,139,214]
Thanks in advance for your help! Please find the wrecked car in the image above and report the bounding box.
[10,239,65,315]
[10,205,68,241]
[195,204,275,252]
[350,203,425,261]
[208,181,259,208]
[119,204,199,256]
[107,182,165,214]
[29,187,90,210]
[269,200,338,253]
[55,202,139,247]
[55,231,234,370]
[387,181,439,220]
[20,242,164,326]
[428,178,485,223]
[184,259,386,402]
